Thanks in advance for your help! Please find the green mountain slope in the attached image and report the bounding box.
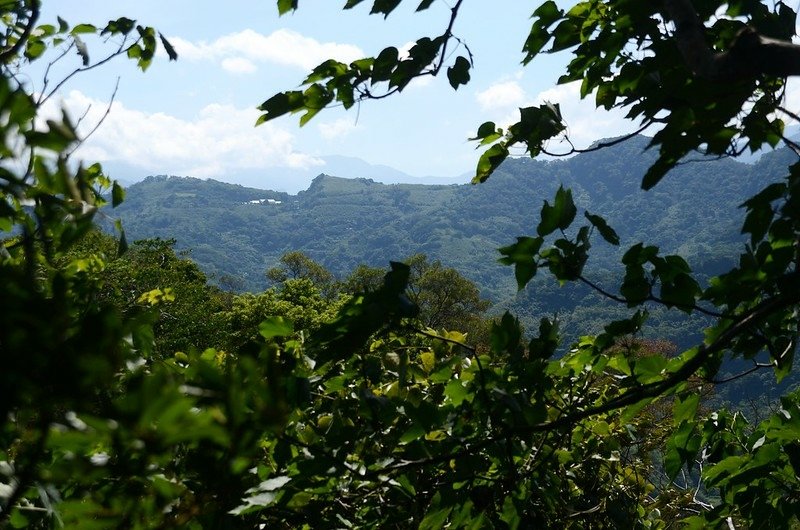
[110,136,787,346]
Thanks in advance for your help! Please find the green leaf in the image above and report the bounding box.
[159,33,178,61]
[703,455,747,486]
[533,0,562,24]
[420,350,435,373]
[511,104,565,153]
[26,119,77,151]
[419,506,452,530]
[9,509,28,528]
[620,397,655,423]
[399,424,426,443]
[444,379,469,406]
[102,17,136,36]
[473,143,509,183]
[550,19,580,51]
[24,39,45,60]
[641,155,677,190]
[70,23,97,35]
[601,310,647,338]
[663,443,683,481]
[490,311,523,354]
[74,35,90,65]
[664,421,700,480]
[659,273,700,311]
[371,0,402,17]
[372,46,399,81]
[741,198,775,244]
[229,492,277,515]
[277,0,299,14]
[500,495,521,530]
[673,393,700,426]
[115,219,128,255]
[537,186,576,236]
[498,236,543,289]
[416,0,435,11]
[299,83,332,125]
[584,211,620,245]
[470,121,502,145]
[112,181,125,207]
[632,354,667,384]
[446,56,471,90]
[528,317,559,359]
[257,90,305,123]
[255,475,291,491]
[523,23,552,63]
[259,316,294,339]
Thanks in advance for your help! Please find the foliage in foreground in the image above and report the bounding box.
[2,0,800,528]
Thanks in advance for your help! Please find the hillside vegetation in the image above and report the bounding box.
[114,136,787,345]
[8,0,800,526]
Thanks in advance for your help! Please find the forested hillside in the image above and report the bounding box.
[114,135,786,345]
[8,0,800,527]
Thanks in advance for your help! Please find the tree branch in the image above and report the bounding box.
[0,0,40,64]
[664,0,800,81]
[578,275,727,319]
[528,281,800,432]
[711,361,773,385]
[66,76,120,158]
[540,122,654,157]
[365,284,800,480]
[40,36,137,105]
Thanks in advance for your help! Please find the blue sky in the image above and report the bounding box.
[31,1,655,191]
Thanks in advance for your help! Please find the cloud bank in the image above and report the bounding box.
[52,90,322,178]
[170,29,364,73]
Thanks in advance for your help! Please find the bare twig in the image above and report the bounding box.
[37,41,75,105]
[66,76,120,158]
[40,36,138,105]
[429,0,465,76]
[578,275,727,319]
[540,122,654,157]
[712,362,773,384]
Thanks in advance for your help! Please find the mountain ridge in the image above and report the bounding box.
[110,136,790,345]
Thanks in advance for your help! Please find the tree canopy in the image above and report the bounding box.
[3,0,800,528]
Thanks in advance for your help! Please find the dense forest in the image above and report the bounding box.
[5,0,800,528]
[114,136,793,348]
[117,135,780,295]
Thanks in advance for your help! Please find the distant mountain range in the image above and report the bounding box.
[110,154,468,192]
[107,124,800,191]
[108,135,796,348]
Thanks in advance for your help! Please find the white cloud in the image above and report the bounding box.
[407,75,433,90]
[475,81,526,111]
[220,57,257,74]
[170,29,364,72]
[318,118,360,140]
[51,90,322,177]
[166,37,205,61]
